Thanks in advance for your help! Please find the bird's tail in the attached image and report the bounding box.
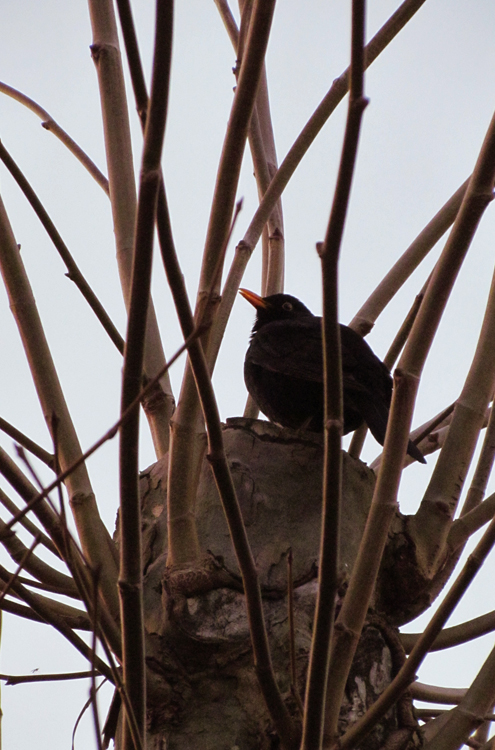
[352,393,426,464]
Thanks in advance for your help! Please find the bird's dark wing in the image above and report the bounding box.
[339,325,393,443]
[247,320,393,400]
[246,318,324,382]
[340,325,392,405]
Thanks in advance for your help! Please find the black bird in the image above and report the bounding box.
[240,290,425,464]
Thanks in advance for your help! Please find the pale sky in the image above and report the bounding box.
[0,1,495,747]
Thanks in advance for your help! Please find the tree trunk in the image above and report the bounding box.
[116,418,420,749]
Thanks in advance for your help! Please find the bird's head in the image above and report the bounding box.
[239,289,314,332]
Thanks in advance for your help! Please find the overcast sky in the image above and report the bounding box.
[1,1,495,747]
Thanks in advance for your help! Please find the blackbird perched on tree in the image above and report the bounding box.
[240,289,425,464]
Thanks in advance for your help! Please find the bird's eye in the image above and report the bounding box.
[282,302,293,312]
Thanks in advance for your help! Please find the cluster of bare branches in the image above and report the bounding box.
[0,1,495,749]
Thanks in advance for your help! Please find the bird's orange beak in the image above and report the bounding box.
[239,288,269,310]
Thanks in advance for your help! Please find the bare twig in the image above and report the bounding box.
[350,180,468,335]
[459,397,495,517]
[324,366,422,742]
[348,275,430,459]
[72,679,107,750]
[423,644,495,750]
[0,519,78,598]
[0,564,114,681]
[0,81,109,193]
[302,3,368,748]
[401,609,495,653]
[0,486,59,556]
[409,682,466,705]
[0,139,124,354]
[0,535,40,606]
[0,416,54,469]
[0,595,90,629]
[0,670,97,685]
[115,0,149,126]
[89,570,104,750]
[0,445,122,656]
[448,494,495,552]
[118,1,173,746]
[216,0,284,296]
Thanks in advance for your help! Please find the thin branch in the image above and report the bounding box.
[401,610,495,654]
[0,670,97,685]
[0,564,114,681]
[0,595,91,629]
[448,494,495,551]
[0,416,54,469]
[0,81,109,193]
[217,0,284,296]
[0,598,41,623]
[198,0,274,298]
[458,397,495,518]
[212,0,285,416]
[349,278,429,459]
[0,535,40,606]
[287,549,299,706]
[72,679,107,750]
[409,683,466,705]
[369,399,456,471]
[89,570,104,750]
[115,0,149,126]
[349,275,430,459]
[423,644,495,750]
[15,575,80,597]
[302,3,367,748]
[119,1,173,746]
[219,3,284,420]
[324,366,419,742]
[369,401,455,473]
[0,519,78,598]
[0,139,125,354]
[408,403,455,454]
[350,180,468,334]
[98,650,144,750]
[0,486,59,556]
